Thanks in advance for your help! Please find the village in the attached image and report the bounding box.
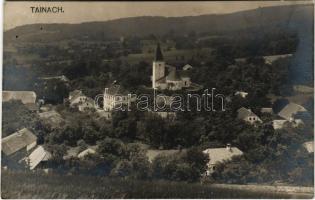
[2,37,314,186]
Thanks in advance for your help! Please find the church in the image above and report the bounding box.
[152,43,192,91]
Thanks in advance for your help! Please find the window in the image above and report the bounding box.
[249,117,252,120]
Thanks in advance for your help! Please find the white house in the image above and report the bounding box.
[237,107,262,124]
[203,144,243,175]
[69,90,95,112]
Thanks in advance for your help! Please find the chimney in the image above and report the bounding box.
[226,143,232,151]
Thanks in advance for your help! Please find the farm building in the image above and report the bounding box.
[2,91,37,105]
[26,145,52,170]
[2,128,37,168]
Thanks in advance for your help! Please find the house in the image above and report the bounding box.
[69,90,83,101]
[303,141,314,153]
[234,91,248,98]
[39,110,65,129]
[278,102,309,122]
[182,64,193,71]
[26,145,52,170]
[77,97,95,112]
[69,90,95,112]
[203,144,243,175]
[152,43,194,91]
[77,146,98,159]
[2,128,37,165]
[103,84,133,111]
[3,91,36,104]
[237,107,262,124]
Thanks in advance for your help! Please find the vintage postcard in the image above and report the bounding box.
[2,1,314,199]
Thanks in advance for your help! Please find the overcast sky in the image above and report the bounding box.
[4,1,313,30]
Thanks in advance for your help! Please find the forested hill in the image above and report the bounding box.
[4,4,313,43]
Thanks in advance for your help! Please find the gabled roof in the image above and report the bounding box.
[77,145,98,158]
[278,103,307,121]
[155,43,164,61]
[166,70,181,81]
[203,147,243,166]
[2,128,37,156]
[237,107,258,120]
[27,145,51,170]
[3,91,36,104]
[69,90,82,100]
[182,64,193,70]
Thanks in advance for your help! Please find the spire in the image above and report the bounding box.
[155,42,164,61]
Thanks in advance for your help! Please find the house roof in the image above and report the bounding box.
[278,103,307,121]
[155,43,164,61]
[237,107,258,120]
[166,70,181,81]
[69,90,82,100]
[77,146,98,158]
[3,91,36,104]
[303,141,314,153]
[182,64,193,70]
[2,128,37,156]
[27,145,51,170]
[203,147,243,166]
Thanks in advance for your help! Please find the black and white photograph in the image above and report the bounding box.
[1,1,314,198]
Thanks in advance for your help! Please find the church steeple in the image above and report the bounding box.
[155,42,164,61]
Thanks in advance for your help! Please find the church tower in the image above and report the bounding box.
[152,43,165,88]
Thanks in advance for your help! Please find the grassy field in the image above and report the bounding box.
[1,171,310,199]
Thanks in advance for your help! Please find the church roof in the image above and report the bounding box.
[154,43,164,61]
[166,70,181,81]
